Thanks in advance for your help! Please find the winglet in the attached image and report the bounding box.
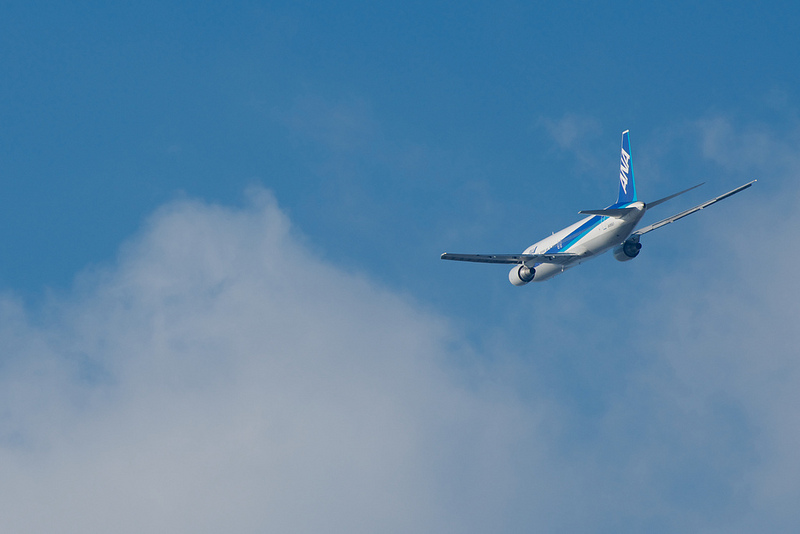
[617,130,637,204]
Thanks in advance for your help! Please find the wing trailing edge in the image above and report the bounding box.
[634,180,756,236]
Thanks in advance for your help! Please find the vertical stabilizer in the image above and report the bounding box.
[617,130,637,204]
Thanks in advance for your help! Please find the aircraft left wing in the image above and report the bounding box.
[633,180,756,236]
[440,252,578,265]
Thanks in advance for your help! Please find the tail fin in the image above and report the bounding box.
[617,130,637,204]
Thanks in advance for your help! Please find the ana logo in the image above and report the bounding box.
[619,148,631,193]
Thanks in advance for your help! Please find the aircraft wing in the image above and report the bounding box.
[633,180,756,236]
[440,252,578,265]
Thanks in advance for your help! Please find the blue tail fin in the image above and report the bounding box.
[617,130,637,204]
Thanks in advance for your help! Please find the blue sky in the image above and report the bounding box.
[2,2,800,532]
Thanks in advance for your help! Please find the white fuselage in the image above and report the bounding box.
[522,201,646,281]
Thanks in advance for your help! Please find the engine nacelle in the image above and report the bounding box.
[613,238,642,262]
[509,264,536,286]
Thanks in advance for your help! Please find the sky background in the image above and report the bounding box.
[1,1,799,532]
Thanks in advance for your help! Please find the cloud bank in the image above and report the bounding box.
[2,115,799,532]
[0,190,552,533]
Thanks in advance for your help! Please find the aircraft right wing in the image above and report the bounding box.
[440,252,578,265]
[633,180,756,237]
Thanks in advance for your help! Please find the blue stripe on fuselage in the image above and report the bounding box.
[544,201,634,254]
[549,216,601,252]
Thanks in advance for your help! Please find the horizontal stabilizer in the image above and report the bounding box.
[440,252,578,265]
[578,207,637,218]
[646,182,705,209]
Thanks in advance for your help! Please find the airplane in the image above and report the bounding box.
[441,130,755,285]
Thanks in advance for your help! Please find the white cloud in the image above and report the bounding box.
[539,113,602,152]
[626,116,800,531]
[0,189,554,533]
[694,115,800,176]
[275,95,379,154]
[537,113,609,196]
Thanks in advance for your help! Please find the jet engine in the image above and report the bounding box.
[509,264,536,286]
[613,237,642,262]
